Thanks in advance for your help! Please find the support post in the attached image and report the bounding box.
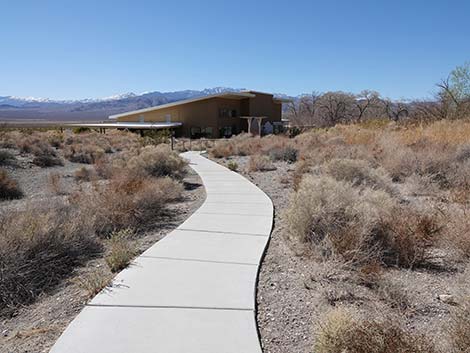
[257,118,263,136]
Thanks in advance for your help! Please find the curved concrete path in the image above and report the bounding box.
[50,151,273,353]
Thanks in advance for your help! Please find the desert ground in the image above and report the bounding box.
[1,118,470,353]
[0,128,205,353]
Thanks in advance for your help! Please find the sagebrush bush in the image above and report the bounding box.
[227,160,238,171]
[0,203,101,316]
[0,169,23,200]
[105,229,136,272]
[127,144,187,179]
[248,154,276,172]
[0,150,15,165]
[314,307,437,353]
[285,175,440,268]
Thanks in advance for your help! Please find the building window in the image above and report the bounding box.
[190,127,213,138]
[219,108,237,118]
[165,114,171,122]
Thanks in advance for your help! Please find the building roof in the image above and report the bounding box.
[66,122,182,129]
[108,91,256,120]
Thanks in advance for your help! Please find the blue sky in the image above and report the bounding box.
[1,0,469,100]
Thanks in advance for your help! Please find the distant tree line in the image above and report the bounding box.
[285,62,470,127]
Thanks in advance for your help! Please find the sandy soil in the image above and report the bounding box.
[212,155,468,353]
[0,156,205,353]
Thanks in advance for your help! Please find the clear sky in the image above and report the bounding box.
[1,0,469,100]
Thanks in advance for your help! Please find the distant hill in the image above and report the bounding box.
[0,88,295,121]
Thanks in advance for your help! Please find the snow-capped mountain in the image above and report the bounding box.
[0,87,293,121]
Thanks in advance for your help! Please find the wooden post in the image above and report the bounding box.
[257,118,263,136]
[171,134,174,150]
[189,139,192,150]
[247,118,252,134]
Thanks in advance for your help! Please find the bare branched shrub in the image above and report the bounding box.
[314,307,437,353]
[248,154,276,172]
[105,229,136,273]
[0,168,23,200]
[0,203,102,316]
[268,145,298,163]
[64,143,105,164]
[48,172,66,195]
[73,175,183,236]
[127,144,187,179]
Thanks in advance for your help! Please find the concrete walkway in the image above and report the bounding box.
[50,152,273,353]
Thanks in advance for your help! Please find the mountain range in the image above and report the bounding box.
[0,88,293,121]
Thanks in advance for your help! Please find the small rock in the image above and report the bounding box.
[437,294,457,305]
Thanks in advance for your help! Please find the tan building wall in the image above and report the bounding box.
[115,92,282,138]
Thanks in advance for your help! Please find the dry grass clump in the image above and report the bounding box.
[248,154,276,172]
[285,175,440,268]
[318,158,395,194]
[75,271,111,299]
[15,133,64,167]
[127,144,188,179]
[74,175,183,236]
[0,168,23,200]
[0,203,102,316]
[105,228,136,272]
[314,307,437,353]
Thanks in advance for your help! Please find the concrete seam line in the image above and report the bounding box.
[195,211,272,217]
[138,255,258,266]
[177,228,269,237]
[86,304,254,312]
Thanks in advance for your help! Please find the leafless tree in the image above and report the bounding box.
[354,90,381,122]
[316,91,357,126]
[383,99,409,122]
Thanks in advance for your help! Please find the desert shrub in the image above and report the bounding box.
[64,144,105,164]
[209,141,235,158]
[33,154,64,167]
[447,300,470,353]
[248,154,276,172]
[314,307,436,353]
[48,172,66,195]
[0,203,101,316]
[47,131,64,148]
[105,228,136,272]
[73,127,91,134]
[268,146,298,163]
[292,160,311,191]
[227,160,238,171]
[0,150,15,165]
[74,175,183,236]
[127,144,187,179]
[94,157,115,179]
[285,175,439,268]
[0,169,23,200]
[445,213,470,259]
[319,158,395,194]
[74,166,96,182]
